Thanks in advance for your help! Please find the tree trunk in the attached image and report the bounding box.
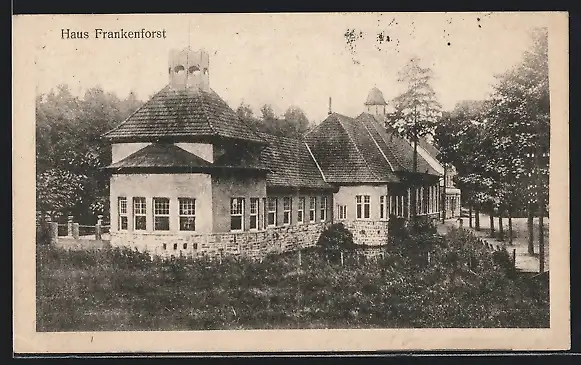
[489,204,495,238]
[469,205,473,228]
[498,208,504,241]
[411,134,418,231]
[527,201,535,255]
[475,205,480,230]
[508,205,513,245]
[441,167,447,223]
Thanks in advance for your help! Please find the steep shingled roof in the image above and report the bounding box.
[102,85,266,144]
[357,113,440,176]
[304,113,400,184]
[305,112,441,184]
[258,132,334,190]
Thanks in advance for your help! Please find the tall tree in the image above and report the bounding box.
[36,85,143,223]
[391,57,442,225]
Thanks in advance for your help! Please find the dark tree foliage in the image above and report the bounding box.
[36,85,143,224]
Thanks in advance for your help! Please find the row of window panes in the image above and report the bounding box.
[117,197,196,232]
[344,190,438,221]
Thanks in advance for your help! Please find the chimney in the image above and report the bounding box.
[168,47,210,91]
[328,97,332,115]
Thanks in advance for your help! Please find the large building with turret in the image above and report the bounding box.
[102,47,453,259]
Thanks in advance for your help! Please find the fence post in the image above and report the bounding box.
[67,215,74,237]
[95,214,103,240]
[340,251,344,266]
[512,249,517,270]
[72,222,79,239]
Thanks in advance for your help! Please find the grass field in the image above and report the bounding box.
[36,228,549,331]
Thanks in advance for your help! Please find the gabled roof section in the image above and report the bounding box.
[106,143,268,172]
[304,113,399,184]
[357,113,441,177]
[258,132,333,190]
[106,143,212,170]
[102,85,266,144]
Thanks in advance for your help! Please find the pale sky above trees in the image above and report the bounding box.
[34,12,550,122]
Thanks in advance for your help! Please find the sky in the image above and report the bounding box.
[33,12,550,122]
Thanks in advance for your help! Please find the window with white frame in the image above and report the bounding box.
[356,195,371,219]
[267,197,277,227]
[153,197,170,231]
[178,198,196,231]
[320,197,327,221]
[133,197,147,231]
[309,197,316,222]
[230,198,244,231]
[338,205,347,220]
[380,196,386,220]
[283,197,292,225]
[364,195,370,218]
[249,198,259,230]
[118,197,128,230]
[390,195,396,216]
[297,197,305,224]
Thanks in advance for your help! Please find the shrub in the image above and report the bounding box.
[317,223,356,252]
[410,216,437,235]
[388,215,408,243]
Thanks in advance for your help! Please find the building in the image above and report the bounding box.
[416,138,462,219]
[362,86,462,219]
[102,47,444,259]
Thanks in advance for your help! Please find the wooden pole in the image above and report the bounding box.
[528,201,535,255]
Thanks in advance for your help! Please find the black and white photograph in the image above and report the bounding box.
[13,12,570,353]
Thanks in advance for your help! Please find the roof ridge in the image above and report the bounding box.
[102,85,168,138]
[334,114,382,182]
[304,142,327,183]
[360,117,395,172]
[366,113,407,171]
[198,90,218,138]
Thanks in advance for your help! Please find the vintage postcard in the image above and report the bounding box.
[13,12,570,353]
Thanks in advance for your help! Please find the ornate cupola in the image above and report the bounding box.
[168,47,210,91]
[364,87,387,117]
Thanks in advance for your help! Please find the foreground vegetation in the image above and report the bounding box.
[36,226,549,331]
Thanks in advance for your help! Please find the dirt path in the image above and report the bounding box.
[437,214,549,273]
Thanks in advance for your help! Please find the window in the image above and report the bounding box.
[153,197,170,231]
[250,198,259,230]
[320,197,328,221]
[356,195,371,219]
[309,197,316,222]
[380,196,385,220]
[267,197,277,227]
[118,197,128,230]
[178,198,196,231]
[230,198,244,231]
[364,195,371,218]
[283,197,292,225]
[338,205,347,220]
[297,197,305,224]
[390,195,396,216]
[133,197,147,230]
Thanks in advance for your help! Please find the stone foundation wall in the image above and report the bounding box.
[110,222,330,260]
[341,220,389,246]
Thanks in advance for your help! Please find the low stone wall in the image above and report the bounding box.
[55,237,111,251]
[341,220,389,246]
[110,222,330,260]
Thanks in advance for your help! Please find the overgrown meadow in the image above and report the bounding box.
[36,227,549,331]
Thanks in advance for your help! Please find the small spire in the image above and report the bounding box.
[328,97,332,115]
